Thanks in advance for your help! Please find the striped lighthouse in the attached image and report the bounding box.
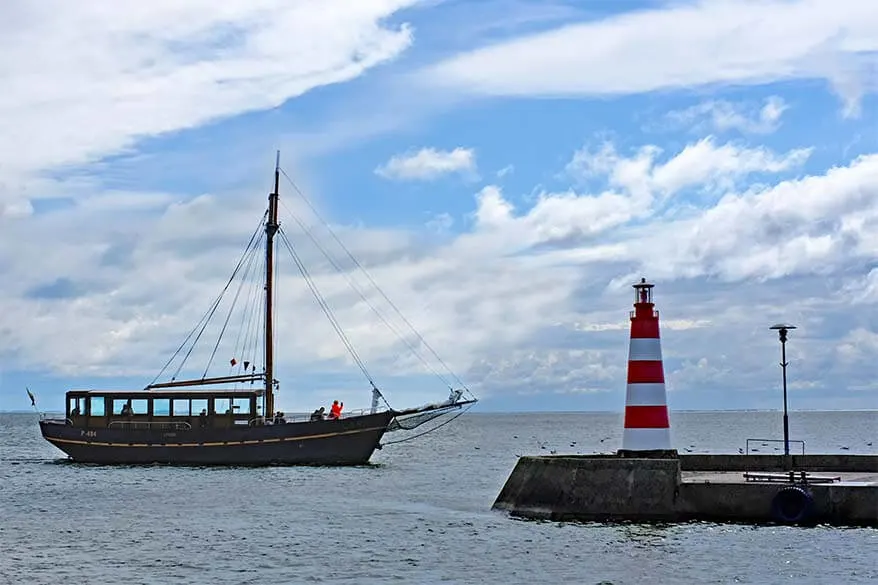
[621,277,673,454]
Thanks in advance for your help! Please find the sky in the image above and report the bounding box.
[0,0,877,414]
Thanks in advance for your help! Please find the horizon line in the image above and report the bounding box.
[2,408,876,415]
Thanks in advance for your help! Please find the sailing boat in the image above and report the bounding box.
[38,153,477,465]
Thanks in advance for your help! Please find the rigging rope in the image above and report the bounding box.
[278,167,476,401]
[229,241,264,377]
[148,300,216,386]
[234,250,266,389]
[278,198,454,390]
[171,214,267,381]
[148,212,267,386]
[253,250,266,381]
[381,403,475,446]
[277,227,378,390]
[203,230,264,378]
[146,167,478,445]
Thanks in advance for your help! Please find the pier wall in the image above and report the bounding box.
[493,454,878,526]
[677,481,877,525]
[494,456,680,521]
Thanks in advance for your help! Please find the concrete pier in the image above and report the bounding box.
[492,454,878,526]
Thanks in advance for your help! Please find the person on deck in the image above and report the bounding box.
[310,407,325,421]
[328,400,343,420]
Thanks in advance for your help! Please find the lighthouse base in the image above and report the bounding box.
[492,454,878,527]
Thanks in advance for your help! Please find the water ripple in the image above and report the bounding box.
[1,411,875,585]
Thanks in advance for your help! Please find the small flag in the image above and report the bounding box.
[230,358,237,367]
[243,361,250,371]
[26,387,35,407]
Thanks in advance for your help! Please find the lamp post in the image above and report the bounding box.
[769,323,796,460]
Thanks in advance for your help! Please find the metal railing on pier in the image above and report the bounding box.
[745,438,805,455]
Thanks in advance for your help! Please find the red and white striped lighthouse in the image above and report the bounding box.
[621,277,672,453]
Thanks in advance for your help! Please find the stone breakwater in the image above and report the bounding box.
[492,454,878,527]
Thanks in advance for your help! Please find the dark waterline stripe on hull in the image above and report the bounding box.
[44,425,387,448]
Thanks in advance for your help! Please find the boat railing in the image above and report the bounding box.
[39,415,71,425]
[247,408,386,425]
[341,408,374,417]
[247,416,307,426]
[108,420,192,431]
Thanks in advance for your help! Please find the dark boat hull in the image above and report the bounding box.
[38,411,395,466]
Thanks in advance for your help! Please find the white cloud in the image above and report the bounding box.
[667,357,734,394]
[421,0,878,114]
[665,96,789,135]
[5,1,875,412]
[496,164,515,178]
[836,328,878,363]
[472,185,515,228]
[839,268,878,304]
[375,147,477,180]
[467,349,626,398]
[567,136,812,201]
[487,143,877,287]
[0,0,417,216]
[426,212,454,232]
[2,133,877,410]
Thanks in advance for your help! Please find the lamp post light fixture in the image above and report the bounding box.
[769,323,797,461]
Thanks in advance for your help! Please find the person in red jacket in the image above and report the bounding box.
[328,400,343,420]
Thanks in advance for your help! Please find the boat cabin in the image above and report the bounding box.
[64,389,262,430]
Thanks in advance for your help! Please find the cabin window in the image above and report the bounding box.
[130,399,148,415]
[172,399,190,416]
[112,399,128,415]
[68,397,85,416]
[232,398,251,415]
[214,398,231,415]
[191,398,208,416]
[153,398,171,416]
[89,396,105,416]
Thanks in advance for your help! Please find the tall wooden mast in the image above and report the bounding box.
[264,151,280,417]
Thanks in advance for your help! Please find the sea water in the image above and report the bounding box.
[1,411,875,584]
